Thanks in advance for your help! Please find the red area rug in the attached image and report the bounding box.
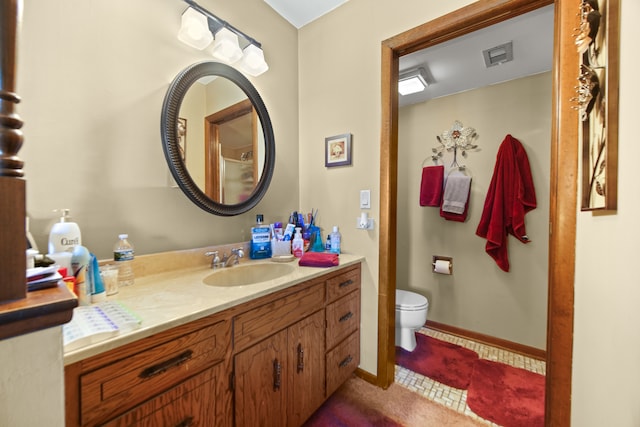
[395,333,479,389]
[467,359,545,427]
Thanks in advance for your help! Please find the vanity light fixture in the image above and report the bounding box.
[211,27,243,63]
[178,0,269,76]
[398,67,428,96]
[177,7,213,49]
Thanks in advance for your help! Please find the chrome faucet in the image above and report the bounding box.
[221,248,244,267]
[205,250,221,269]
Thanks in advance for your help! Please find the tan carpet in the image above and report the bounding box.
[333,376,486,426]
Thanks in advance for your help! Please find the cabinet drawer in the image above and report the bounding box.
[325,290,360,350]
[101,365,220,427]
[326,265,360,303]
[325,332,360,397]
[81,319,230,426]
[234,283,324,352]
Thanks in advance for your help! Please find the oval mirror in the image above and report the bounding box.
[161,61,275,216]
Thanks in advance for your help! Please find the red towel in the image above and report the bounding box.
[298,252,339,267]
[476,135,536,272]
[419,165,444,206]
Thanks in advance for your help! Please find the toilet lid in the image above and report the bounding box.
[396,289,429,310]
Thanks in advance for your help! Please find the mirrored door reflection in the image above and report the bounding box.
[205,99,258,204]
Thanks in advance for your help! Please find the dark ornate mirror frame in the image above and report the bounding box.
[161,61,275,216]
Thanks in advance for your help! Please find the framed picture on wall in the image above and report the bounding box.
[325,133,352,167]
[578,0,619,211]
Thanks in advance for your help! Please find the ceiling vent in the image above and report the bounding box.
[482,41,513,68]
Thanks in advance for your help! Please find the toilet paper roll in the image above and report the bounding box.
[433,259,451,274]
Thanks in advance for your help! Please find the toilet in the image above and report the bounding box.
[395,289,429,352]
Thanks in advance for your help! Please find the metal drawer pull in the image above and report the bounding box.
[339,311,353,323]
[175,416,194,427]
[339,355,353,368]
[139,350,193,379]
[338,279,354,288]
[273,358,282,390]
[297,343,305,373]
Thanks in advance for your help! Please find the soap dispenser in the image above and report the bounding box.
[48,209,82,254]
[292,227,305,258]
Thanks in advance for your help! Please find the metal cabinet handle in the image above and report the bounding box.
[273,358,281,390]
[139,350,193,379]
[339,355,353,368]
[297,343,304,373]
[175,416,194,427]
[338,279,354,288]
[339,311,353,323]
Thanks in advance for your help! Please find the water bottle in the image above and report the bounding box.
[330,226,341,254]
[114,234,135,287]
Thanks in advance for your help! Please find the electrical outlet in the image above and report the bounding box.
[360,190,371,209]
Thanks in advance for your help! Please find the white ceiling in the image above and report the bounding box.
[265,2,554,107]
[264,0,349,29]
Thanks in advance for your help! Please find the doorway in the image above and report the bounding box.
[376,0,578,425]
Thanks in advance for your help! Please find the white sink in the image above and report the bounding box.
[202,263,295,287]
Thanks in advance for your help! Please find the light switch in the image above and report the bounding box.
[360,190,371,209]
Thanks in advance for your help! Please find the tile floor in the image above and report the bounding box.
[394,327,546,426]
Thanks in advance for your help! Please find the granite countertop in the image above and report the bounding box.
[63,253,363,365]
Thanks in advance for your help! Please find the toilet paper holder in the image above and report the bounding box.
[432,256,453,275]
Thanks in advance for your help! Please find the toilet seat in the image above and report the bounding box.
[396,289,429,311]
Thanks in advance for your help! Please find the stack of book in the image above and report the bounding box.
[27,265,62,291]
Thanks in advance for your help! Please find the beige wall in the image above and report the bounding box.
[298,0,474,375]
[398,72,551,349]
[18,0,299,260]
[0,328,65,426]
[572,0,640,424]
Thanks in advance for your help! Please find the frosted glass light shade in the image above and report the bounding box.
[398,68,428,95]
[398,75,427,95]
[238,44,269,76]
[177,8,213,50]
[211,27,243,64]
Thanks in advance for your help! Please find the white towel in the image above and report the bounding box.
[442,175,472,214]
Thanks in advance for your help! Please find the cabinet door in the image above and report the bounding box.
[287,310,326,427]
[235,329,288,427]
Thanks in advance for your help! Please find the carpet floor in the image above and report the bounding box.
[303,375,485,427]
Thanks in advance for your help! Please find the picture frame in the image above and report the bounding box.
[577,0,619,211]
[177,117,187,162]
[325,133,352,167]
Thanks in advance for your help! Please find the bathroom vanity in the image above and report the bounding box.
[64,254,361,427]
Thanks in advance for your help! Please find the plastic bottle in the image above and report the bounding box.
[330,226,341,254]
[71,245,91,306]
[292,227,304,258]
[325,235,331,251]
[250,214,272,259]
[48,209,81,254]
[114,234,135,287]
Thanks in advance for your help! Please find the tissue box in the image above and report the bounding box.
[271,240,291,257]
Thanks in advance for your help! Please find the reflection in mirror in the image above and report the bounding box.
[161,61,274,216]
[180,77,264,204]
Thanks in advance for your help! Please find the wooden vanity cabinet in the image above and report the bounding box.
[233,264,361,427]
[233,278,326,427]
[65,313,233,427]
[64,263,361,427]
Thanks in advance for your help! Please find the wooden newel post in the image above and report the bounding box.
[0,0,27,302]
